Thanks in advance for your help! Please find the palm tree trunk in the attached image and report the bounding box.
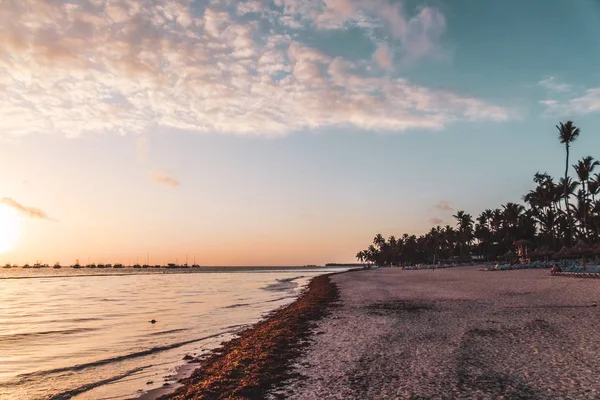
[565,145,572,245]
[583,182,588,239]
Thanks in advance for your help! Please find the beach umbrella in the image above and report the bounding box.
[553,247,569,260]
[513,239,534,247]
[502,250,516,261]
[569,240,595,258]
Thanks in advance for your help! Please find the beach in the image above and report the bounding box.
[277,267,600,399]
[163,266,600,399]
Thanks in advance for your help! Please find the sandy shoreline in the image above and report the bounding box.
[152,273,340,399]
[275,266,600,399]
[146,267,600,399]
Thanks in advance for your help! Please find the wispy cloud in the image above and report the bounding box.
[0,0,509,138]
[434,200,453,211]
[1,198,53,220]
[150,170,180,188]
[538,76,572,93]
[429,217,443,225]
[540,87,600,116]
[373,43,393,70]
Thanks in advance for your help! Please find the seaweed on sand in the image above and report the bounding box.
[160,274,339,400]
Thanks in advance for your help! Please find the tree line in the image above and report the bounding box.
[357,121,600,267]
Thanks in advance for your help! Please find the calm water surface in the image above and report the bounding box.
[0,267,346,400]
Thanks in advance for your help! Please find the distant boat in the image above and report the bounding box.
[33,263,42,269]
[133,264,141,269]
[23,264,31,269]
[114,264,123,269]
[192,264,201,268]
[3,264,11,269]
[142,264,150,269]
[53,263,61,269]
[73,264,82,269]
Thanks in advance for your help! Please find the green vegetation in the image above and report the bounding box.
[357,121,600,267]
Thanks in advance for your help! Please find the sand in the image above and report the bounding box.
[157,274,339,400]
[273,267,600,400]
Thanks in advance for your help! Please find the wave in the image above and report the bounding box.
[47,366,149,400]
[0,328,97,344]
[263,276,304,292]
[148,328,189,336]
[223,303,250,309]
[261,295,297,303]
[276,275,305,283]
[10,330,235,385]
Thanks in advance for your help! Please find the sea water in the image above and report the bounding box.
[0,267,346,400]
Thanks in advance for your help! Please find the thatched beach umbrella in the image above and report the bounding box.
[553,247,570,260]
[569,240,595,258]
[513,239,534,248]
[502,250,517,262]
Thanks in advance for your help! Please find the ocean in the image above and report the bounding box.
[0,267,347,400]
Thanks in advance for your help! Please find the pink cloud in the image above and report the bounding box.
[373,43,393,70]
[429,217,443,225]
[0,0,510,139]
[1,198,53,220]
[434,201,453,211]
[150,170,180,188]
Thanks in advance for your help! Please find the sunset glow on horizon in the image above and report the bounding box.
[1,0,600,265]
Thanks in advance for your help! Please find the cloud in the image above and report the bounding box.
[429,217,443,225]
[434,200,452,211]
[540,87,600,116]
[1,198,53,220]
[538,76,571,93]
[568,88,600,114]
[373,43,393,70]
[0,0,509,139]
[150,170,180,187]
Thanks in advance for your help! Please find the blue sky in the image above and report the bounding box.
[0,0,599,265]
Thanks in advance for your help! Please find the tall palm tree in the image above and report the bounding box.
[557,121,580,245]
[573,156,600,238]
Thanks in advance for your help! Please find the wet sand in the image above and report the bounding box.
[275,267,600,399]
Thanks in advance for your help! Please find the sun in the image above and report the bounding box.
[0,204,20,253]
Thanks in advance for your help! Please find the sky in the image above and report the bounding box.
[1,0,600,266]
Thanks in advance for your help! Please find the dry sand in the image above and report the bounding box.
[273,267,600,400]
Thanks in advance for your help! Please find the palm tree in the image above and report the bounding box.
[356,251,366,267]
[452,210,474,258]
[557,121,580,245]
[573,156,600,238]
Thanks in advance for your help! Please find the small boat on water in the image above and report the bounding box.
[53,263,61,269]
[3,264,11,269]
[133,264,141,269]
[23,264,31,269]
[114,264,123,269]
[33,263,42,269]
